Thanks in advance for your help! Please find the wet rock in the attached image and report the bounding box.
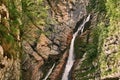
[66,32,73,45]
[49,50,68,80]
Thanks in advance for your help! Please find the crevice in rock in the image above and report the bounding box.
[73,16,85,33]
[28,42,46,62]
[0,63,5,68]
[41,54,61,79]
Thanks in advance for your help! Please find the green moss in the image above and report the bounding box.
[87,0,106,13]
[75,0,120,79]
[74,38,86,58]
[21,0,49,26]
[98,0,120,77]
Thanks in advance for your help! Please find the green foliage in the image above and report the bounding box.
[8,0,20,20]
[99,0,120,77]
[0,0,21,59]
[75,0,120,79]
[74,37,87,59]
[22,0,49,26]
[5,34,15,43]
[86,45,97,61]
[87,0,106,13]
[106,0,120,18]
[1,34,16,58]
[0,25,8,37]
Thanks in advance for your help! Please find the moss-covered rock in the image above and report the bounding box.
[73,0,120,80]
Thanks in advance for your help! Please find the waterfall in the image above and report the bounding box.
[62,14,90,80]
[43,63,55,80]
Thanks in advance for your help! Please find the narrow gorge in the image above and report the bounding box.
[0,0,120,80]
[62,14,90,80]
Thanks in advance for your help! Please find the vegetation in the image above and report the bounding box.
[0,0,119,79]
[0,0,51,79]
[0,0,49,58]
[99,0,120,77]
[75,0,120,79]
[87,0,106,13]
[22,0,49,27]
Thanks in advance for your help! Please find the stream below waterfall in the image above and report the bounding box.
[61,14,91,80]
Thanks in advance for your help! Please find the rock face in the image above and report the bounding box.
[22,0,89,80]
[1,0,119,80]
[0,2,21,80]
[36,33,58,60]
[22,41,44,80]
[49,50,68,80]
[72,0,120,80]
[45,0,89,54]
[0,55,20,80]
[100,33,120,79]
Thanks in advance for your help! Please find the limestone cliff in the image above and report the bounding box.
[0,0,120,80]
[22,0,89,80]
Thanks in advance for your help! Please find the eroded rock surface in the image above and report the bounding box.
[22,0,89,80]
[0,2,21,80]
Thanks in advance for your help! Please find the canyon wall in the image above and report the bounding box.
[0,0,120,80]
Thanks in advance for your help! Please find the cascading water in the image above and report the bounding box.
[43,63,55,80]
[62,14,90,80]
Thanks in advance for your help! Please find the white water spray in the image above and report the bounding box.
[62,15,90,80]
